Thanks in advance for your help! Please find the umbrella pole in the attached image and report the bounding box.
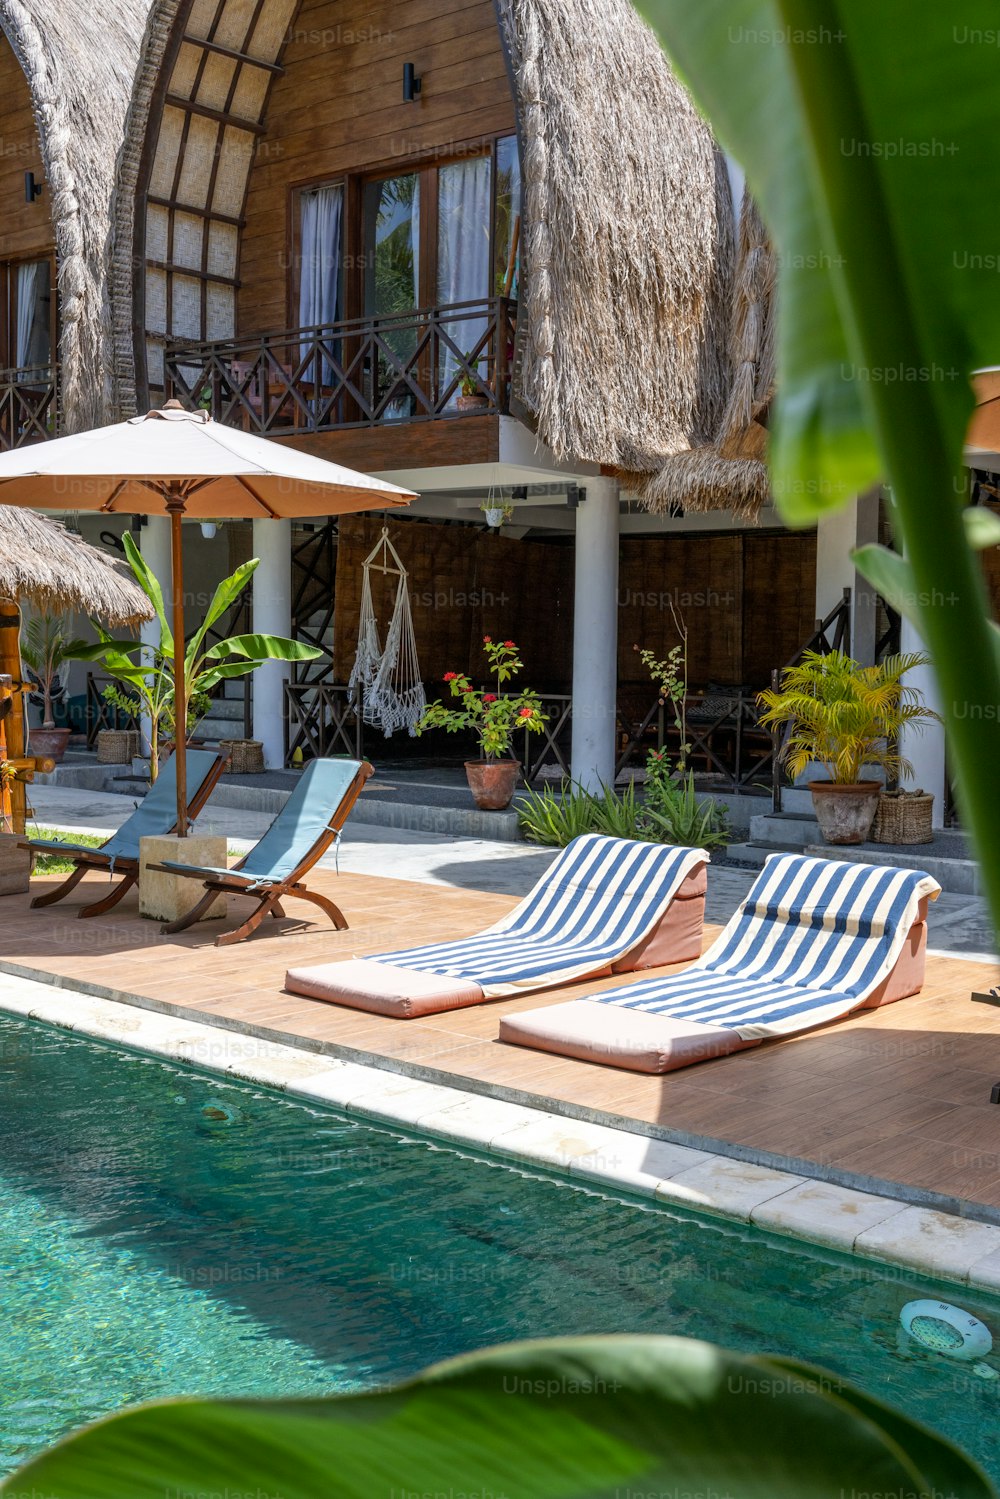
[166,492,188,837]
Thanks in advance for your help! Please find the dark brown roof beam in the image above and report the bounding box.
[164,95,266,136]
[146,258,241,289]
[182,35,283,74]
[147,194,245,229]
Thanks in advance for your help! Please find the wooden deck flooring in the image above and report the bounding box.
[2,869,1000,1217]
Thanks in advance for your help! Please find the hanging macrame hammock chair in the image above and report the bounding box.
[348,528,426,737]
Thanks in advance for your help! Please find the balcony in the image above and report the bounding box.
[164,297,517,436]
[0,365,58,450]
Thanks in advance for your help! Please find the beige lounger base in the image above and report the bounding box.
[499,1001,759,1073]
[500,914,930,1073]
[283,868,708,1018]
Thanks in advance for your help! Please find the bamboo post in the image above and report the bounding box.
[0,600,27,834]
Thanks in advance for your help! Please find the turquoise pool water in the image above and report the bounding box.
[1,1011,999,1479]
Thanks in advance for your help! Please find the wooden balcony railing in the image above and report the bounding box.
[165,297,517,436]
[0,364,58,449]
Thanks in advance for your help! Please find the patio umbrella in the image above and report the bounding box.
[0,402,415,833]
[968,367,1000,453]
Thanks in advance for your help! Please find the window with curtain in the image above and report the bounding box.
[299,184,344,387]
[494,135,521,299]
[9,259,51,371]
[437,155,493,405]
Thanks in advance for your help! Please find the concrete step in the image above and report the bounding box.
[749,810,820,848]
[724,835,978,894]
[205,781,525,842]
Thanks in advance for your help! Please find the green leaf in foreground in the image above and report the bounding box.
[1,1336,993,1499]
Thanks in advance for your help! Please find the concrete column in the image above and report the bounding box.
[898,606,949,827]
[814,488,880,664]
[571,478,619,789]
[252,518,292,769]
[139,518,171,757]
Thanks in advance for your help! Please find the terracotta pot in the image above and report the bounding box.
[28,727,71,764]
[465,758,520,811]
[456,393,490,412]
[809,780,881,845]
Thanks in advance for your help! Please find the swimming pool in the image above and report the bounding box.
[1,1010,998,1480]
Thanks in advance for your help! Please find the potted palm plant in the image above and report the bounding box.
[417,636,546,809]
[757,649,940,845]
[21,612,85,763]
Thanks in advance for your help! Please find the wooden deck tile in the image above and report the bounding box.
[1,869,999,1215]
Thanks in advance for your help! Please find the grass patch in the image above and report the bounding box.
[28,828,105,876]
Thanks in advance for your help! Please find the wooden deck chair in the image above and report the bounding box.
[22,748,227,919]
[153,757,373,946]
[500,853,941,1073]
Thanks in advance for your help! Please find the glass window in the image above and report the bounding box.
[363,174,420,317]
[494,136,521,299]
[13,260,51,370]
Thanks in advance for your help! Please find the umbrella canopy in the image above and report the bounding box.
[969,368,1000,454]
[0,404,416,834]
[0,506,152,625]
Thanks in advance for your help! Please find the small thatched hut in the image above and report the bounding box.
[0,0,153,431]
[0,506,152,624]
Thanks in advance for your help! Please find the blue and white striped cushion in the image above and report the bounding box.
[597,853,940,1038]
[374,835,706,995]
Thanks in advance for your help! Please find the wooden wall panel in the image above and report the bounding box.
[0,38,52,263]
[334,518,572,694]
[239,0,516,334]
[742,531,818,681]
[618,534,744,688]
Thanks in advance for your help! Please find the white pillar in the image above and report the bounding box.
[252,518,292,769]
[571,478,619,789]
[898,608,948,828]
[814,489,880,664]
[139,518,171,758]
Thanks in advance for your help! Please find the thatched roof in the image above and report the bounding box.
[114,0,736,468]
[630,191,776,520]
[496,0,735,469]
[0,0,152,431]
[0,506,152,624]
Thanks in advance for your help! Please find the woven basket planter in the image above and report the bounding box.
[220,738,265,774]
[97,729,141,764]
[872,791,934,845]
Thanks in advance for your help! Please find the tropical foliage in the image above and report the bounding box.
[66,535,320,777]
[418,636,546,760]
[21,613,85,729]
[517,768,728,849]
[643,755,730,847]
[757,649,939,785]
[636,0,1000,934]
[1,1335,992,1499]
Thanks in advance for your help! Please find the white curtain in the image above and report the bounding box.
[16,261,39,369]
[437,158,492,407]
[299,185,343,383]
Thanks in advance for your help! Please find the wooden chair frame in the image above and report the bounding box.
[155,760,373,947]
[22,752,228,919]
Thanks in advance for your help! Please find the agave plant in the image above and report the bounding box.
[757,649,940,786]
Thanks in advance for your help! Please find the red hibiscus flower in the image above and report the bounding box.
[443,671,458,682]
[518,706,534,718]
[503,640,516,648]
[482,693,497,703]
[483,635,492,644]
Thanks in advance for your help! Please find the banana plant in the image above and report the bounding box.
[0,1335,992,1499]
[637,0,1000,938]
[67,534,320,777]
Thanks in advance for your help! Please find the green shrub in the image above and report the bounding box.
[643,770,729,851]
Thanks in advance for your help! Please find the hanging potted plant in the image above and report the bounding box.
[21,612,85,764]
[480,497,515,530]
[757,649,941,845]
[417,637,546,810]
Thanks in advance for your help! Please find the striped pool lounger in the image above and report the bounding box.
[284,834,709,1017]
[499,854,942,1073]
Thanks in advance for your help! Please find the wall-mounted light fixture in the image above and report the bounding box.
[403,63,422,102]
[24,171,43,203]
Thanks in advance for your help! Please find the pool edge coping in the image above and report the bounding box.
[3,961,1000,1299]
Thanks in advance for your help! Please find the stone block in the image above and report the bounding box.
[139,834,228,923]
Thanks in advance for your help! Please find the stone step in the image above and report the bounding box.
[749,811,820,848]
[205,780,525,843]
[724,837,979,894]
